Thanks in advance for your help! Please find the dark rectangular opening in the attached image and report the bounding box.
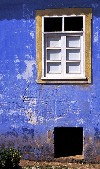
[44,17,62,32]
[54,127,83,158]
[64,17,83,31]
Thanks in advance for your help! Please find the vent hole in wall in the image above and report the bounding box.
[54,127,83,158]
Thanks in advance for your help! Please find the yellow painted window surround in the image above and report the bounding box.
[36,8,92,84]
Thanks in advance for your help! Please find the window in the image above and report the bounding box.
[43,16,84,79]
[36,8,92,84]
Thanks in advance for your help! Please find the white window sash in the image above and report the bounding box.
[42,15,85,80]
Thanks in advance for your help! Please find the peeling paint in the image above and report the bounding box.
[77,118,84,124]
[94,31,98,43]
[38,116,44,124]
[0,74,3,80]
[30,31,34,39]
[17,60,36,80]
[25,108,37,125]
[14,58,20,63]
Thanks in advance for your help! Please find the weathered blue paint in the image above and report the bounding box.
[0,0,100,162]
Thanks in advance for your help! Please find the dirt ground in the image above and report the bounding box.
[20,160,100,169]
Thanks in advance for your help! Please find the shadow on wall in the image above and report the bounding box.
[0,0,100,20]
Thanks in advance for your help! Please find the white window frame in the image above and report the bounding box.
[41,15,86,80]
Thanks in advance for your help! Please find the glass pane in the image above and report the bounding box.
[64,17,83,31]
[66,62,80,73]
[66,49,80,60]
[47,62,61,73]
[47,50,61,60]
[47,37,61,47]
[44,17,62,32]
[66,37,80,47]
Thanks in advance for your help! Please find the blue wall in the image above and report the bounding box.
[0,0,100,162]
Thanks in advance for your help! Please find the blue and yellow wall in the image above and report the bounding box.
[0,0,100,162]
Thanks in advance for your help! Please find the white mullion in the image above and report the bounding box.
[66,47,81,50]
[80,35,84,76]
[62,16,64,32]
[45,36,48,76]
[61,35,66,76]
[83,15,85,77]
[79,35,82,75]
[66,60,81,63]
[42,17,44,78]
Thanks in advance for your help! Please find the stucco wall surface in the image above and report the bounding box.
[0,0,100,162]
